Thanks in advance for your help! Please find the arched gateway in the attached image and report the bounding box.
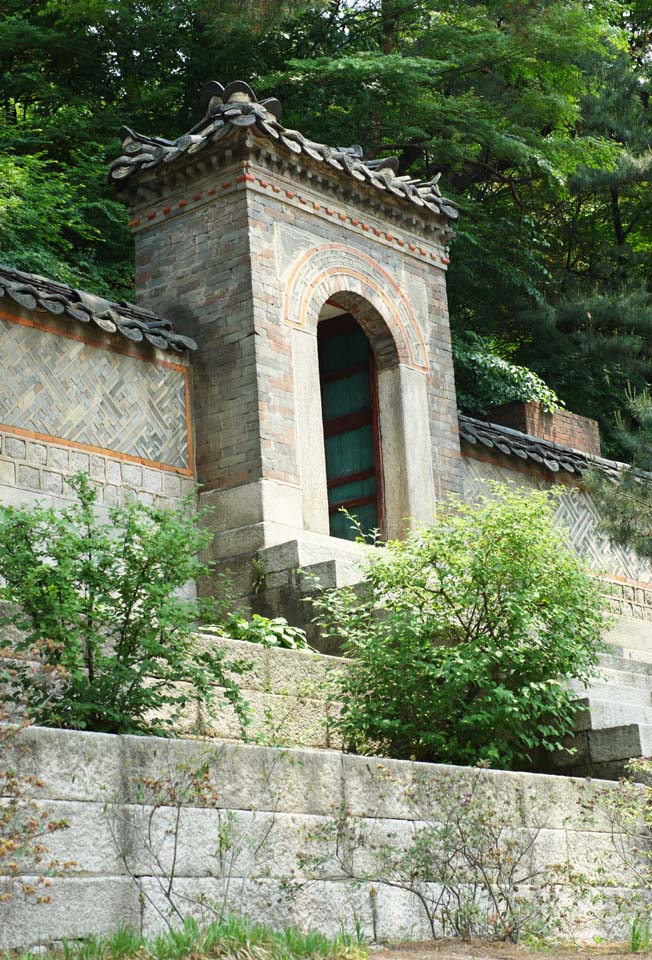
[111,79,463,610]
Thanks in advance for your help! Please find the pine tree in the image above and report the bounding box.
[588,392,652,562]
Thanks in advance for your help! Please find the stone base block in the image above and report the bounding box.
[0,877,139,951]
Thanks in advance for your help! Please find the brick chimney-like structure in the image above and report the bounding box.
[110,79,463,601]
[488,401,601,458]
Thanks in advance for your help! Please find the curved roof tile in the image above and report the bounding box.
[110,80,459,224]
[0,265,197,353]
[459,414,622,480]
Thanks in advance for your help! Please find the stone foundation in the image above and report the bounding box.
[0,726,645,949]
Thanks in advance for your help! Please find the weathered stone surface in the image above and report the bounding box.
[201,687,332,748]
[4,726,123,802]
[0,727,646,949]
[265,644,337,697]
[0,877,139,950]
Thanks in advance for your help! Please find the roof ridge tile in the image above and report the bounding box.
[109,79,459,225]
[0,264,196,353]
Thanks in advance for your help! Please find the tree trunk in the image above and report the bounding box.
[610,187,626,246]
[382,0,397,54]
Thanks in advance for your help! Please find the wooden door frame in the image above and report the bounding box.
[317,313,385,539]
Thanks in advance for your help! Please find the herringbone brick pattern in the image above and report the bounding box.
[462,455,652,584]
[0,319,189,468]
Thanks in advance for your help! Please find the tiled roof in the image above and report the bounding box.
[109,80,459,224]
[0,265,197,352]
[459,414,622,479]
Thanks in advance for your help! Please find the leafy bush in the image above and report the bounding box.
[208,613,311,650]
[0,474,248,736]
[300,764,576,943]
[452,332,561,416]
[314,484,606,769]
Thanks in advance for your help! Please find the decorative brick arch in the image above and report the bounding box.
[282,243,428,371]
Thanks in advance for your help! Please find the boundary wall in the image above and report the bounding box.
[0,726,640,949]
[0,304,195,513]
[462,454,652,585]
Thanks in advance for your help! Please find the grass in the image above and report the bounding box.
[630,916,651,954]
[13,915,367,960]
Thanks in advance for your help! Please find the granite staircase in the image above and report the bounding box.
[257,549,652,775]
[553,585,652,779]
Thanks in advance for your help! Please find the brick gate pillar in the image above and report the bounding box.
[110,80,463,599]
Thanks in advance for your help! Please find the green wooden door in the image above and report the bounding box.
[318,315,381,541]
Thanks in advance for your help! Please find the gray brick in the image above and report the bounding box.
[104,484,120,506]
[162,473,182,498]
[48,446,70,472]
[0,460,16,485]
[5,437,26,460]
[42,470,63,495]
[122,463,142,488]
[143,468,162,493]
[106,460,121,484]
[70,451,90,474]
[26,442,47,465]
[18,464,40,489]
[90,455,106,482]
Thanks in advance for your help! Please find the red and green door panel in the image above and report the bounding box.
[317,314,383,541]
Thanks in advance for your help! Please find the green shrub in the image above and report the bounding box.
[299,764,575,943]
[314,484,606,769]
[209,613,311,650]
[0,474,248,736]
[452,332,561,416]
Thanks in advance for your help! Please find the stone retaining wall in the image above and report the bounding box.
[0,633,343,750]
[0,726,643,950]
[190,632,344,748]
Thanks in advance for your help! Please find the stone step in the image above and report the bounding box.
[600,649,652,673]
[550,614,652,779]
[598,665,652,690]
[573,696,652,731]
[571,680,652,707]
[604,616,652,653]
[552,723,652,773]
[606,645,652,667]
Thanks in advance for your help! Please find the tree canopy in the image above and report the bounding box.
[2,1,652,456]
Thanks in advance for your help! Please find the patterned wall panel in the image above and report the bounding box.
[462,455,652,585]
[0,317,190,471]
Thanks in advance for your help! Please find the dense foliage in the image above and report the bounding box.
[208,613,311,650]
[452,332,561,416]
[588,390,652,563]
[315,485,606,769]
[3,1,652,453]
[0,474,248,735]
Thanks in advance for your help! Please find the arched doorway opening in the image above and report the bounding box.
[317,305,383,541]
